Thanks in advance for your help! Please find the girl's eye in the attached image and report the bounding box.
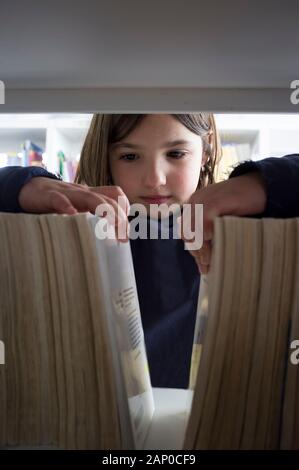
[119,154,138,161]
[167,151,187,159]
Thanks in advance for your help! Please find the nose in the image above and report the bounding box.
[142,160,167,189]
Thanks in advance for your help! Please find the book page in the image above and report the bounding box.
[88,216,155,450]
[185,216,299,450]
[188,275,209,389]
[43,214,122,449]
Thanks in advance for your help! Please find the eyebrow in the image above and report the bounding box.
[111,139,193,150]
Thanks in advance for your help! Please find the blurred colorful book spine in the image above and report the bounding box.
[22,140,44,167]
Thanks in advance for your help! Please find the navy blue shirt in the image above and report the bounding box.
[130,215,199,388]
[1,154,299,388]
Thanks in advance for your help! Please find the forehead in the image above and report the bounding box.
[130,114,191,136]
[114,114,201,147]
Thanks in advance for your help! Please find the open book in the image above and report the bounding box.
[0,213,299,449]
[0,212,192,450]
[186,216,299,450]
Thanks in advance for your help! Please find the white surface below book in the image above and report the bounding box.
[144,388,193,450]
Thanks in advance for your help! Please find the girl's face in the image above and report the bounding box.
[109,114,204,212]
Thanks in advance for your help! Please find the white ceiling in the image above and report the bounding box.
[0,0,298,111]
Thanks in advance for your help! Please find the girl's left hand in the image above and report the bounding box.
[179,172,267,274]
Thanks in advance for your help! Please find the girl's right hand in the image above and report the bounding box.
[18,177,130,242]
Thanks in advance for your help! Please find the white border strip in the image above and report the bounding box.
[0,340,5,365]
[0,87,297,113]
[0,81,5,105]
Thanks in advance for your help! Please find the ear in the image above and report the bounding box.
[201,152,208,167]
[201,131,213,167]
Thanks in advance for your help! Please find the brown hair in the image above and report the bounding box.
[75,114,222,188]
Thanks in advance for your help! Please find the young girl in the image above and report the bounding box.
[2,115,297,388]
[0,113,221,389]
[73,113,222,388]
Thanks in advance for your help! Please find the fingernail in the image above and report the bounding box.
[117,219,129,242]
[200,254,209,265]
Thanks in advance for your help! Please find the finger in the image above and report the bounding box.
[189,251,205,274]
[61,189,129,241]
[49,189,129,242]
[90,194,129,243]
[202,207,215,242]
[92,185,125,200]
[91,186,130,216]
[178,202,205,245]
[186,240,211,274]
[198,240,212,266]
[48,191,78,215]
[96,195,129,243]
[71,189,128,226]
[62,190,113,214]
[182,191,216,242]
[197,261,210,275]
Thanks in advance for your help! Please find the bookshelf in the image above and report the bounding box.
[216,113,299,160]
[213,113,299,181]
[0,114,92,180]
[0,113,299,181]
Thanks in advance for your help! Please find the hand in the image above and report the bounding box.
[18,177,130,242]
[180,172,267,273]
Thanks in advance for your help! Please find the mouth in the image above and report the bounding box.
[140,195,172,204]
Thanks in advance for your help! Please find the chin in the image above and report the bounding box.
[129,198,183,219]
[147,202,182,220]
